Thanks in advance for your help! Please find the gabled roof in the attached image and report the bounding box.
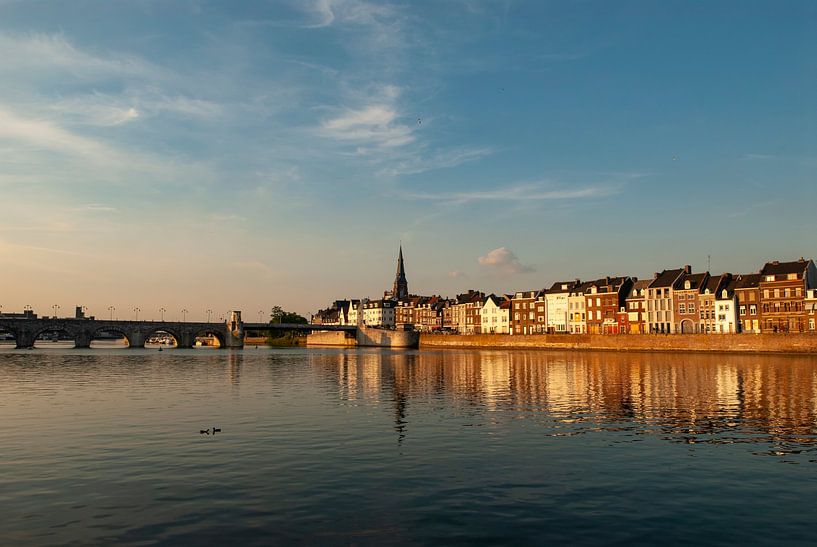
[546,280,578,294]
[760,258,813,276]
[675,272,709,291]
[716,277,739,300]
[648,268,686,289]
[569,281,594,296]
[735,273,761,290]
[626,279,651,299]
[702,274,722,295]
[586,276,629,293]
[513,290,540,299]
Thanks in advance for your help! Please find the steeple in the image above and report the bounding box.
[392,244,409,299]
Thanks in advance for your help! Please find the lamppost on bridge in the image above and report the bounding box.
[52,304,60,318]
[206,309,213,323]
[159,307,166,321]
[133,307,141,321]
[181,309,188,322]
[108,306,115,321]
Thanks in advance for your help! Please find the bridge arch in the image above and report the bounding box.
[0,324,17,349]
[144,327,181,347]
[31,324,78,349]
[192,328,225,348]
[90,326,130,348]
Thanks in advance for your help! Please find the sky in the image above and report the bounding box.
[0,0,815,321]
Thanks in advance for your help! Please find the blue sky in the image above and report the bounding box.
[0,0,814,319]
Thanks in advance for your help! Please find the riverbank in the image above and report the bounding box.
[419,333,817,354]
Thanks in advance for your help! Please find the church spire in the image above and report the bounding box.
[392,244,408,299]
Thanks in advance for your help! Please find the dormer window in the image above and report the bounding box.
[684,280,691,290]
[765,275,775,282]
[722,290,728,298]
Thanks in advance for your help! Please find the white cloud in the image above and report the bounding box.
[404,182,619,205]
[448,269,466,278]
[69,203,119,213]
[320,86,416,149]
[478,247,534,275]
[378,146,494,176]
[0,32,162,81]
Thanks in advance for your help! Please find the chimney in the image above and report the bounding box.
[654,272,659,279]
[684,265,692,274]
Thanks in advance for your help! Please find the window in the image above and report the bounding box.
[750,305,757,315]
[765,275,775,282]
[764,290,770,299]
[774,289,780,298]
[784,288,790,298]
[596,298,601,307]
[689,304,695,313]
[788,273,798,280]
[679,304,686,314]
[739,305,746,315]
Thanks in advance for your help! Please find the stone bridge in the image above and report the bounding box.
[0,311,356,349]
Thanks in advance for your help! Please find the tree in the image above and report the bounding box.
[269,306,307,325]
[270,306,284,323]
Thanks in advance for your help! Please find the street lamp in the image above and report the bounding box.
[258,310,263,323]
[133,307,141,321]
[108,306,115,321]
[52,304,60,318]
[159,307,166,321]
[181,308,188,322]
[206,309,213,323]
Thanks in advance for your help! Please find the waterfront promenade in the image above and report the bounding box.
[419,332,817,354]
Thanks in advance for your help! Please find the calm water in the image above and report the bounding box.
[2,347,817,545]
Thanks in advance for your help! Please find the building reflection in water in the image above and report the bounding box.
[313,350,817,457]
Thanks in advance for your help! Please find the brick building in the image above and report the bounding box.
[673,271,709,334]
[735,274,762,333]
[624,279,650,334]
[511,290,545,335]
[759,259,817,333]
[585,276,634,334]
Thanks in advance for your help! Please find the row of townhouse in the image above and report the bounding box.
[312,258,817,335]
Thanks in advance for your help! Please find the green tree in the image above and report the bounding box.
[269,306,307,325]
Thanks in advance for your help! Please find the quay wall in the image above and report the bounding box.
[357,327,419,348]
[307,331,357,347]
[419,333,817,354]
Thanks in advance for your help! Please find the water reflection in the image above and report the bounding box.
[314,350,817,460]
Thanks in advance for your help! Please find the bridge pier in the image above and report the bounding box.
[222,311,244,349]
[74,331,92,349]
[15,331,35,349]
[127,330,146,349]
[178,331,195,349]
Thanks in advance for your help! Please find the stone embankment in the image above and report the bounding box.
[307,327,420,348]
[419,333,817,354]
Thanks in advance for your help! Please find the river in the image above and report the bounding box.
[2,347,817,545]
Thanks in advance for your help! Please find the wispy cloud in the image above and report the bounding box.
[403,182,620,205]
[377,147,494,176]
[68,203,119,213]
[478,247,534,275]
[0,31,163,81]
[319,85,416,149]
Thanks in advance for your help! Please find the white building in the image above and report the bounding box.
[481,294,510,334]
[714,278,738,334]
[568,282,590,334]
[806,289,817,332]
[545,281,576,333]
[347,299,395,327]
